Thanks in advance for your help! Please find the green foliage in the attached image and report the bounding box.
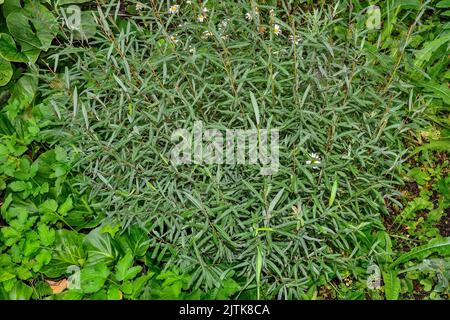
[392,238,450,267]
[40,0,422,299]
[0,0,449,301]
[0,0,58,87]
[383,270,401,300]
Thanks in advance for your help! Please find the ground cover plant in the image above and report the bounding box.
[0,0,449,300]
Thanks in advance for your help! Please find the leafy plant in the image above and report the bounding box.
[0,0,58,87]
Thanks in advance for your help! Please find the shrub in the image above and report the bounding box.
[41,1,417,298]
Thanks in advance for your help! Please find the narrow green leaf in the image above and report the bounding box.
[329,177,338,207]
[250,91,260,125]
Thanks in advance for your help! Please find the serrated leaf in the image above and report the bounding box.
[383,270,401,300]
[117,225,150,257]
[414,33,450,68]
[37,224,55,246]
[39,199,58,215]
[115,251,142,282]
[58,196,73,216]
[392,237,450,267]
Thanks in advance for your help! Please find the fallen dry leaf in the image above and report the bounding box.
[46,279,68,294]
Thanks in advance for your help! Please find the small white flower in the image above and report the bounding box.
[186,0,192,4]
[245,12,253,21]
[289,34,300,45]
[169,4,180,14]
[169,35,180,45]
[202,7,209,13]
[219,19,229,29]
[201,30,213,39]
[269,9,275,17]
[306,152,321,169]
[136,2,145,11]
[197,14,207,22]
[189,45,195,53]
[273,24,281,36]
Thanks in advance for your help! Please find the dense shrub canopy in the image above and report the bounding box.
[42,2,415,298]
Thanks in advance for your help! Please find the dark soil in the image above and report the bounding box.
[437,208,450,237]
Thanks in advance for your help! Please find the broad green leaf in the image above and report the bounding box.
[58,196,73,216]
[23,231,40,256]
[117,225,150,258]
[6,3,57,51]
[115,251,142,282]
[84,228,118,266]
[6,12,41,48]
[0,57,13,87]
[24,2,58,51]
[55,289,84,300]
[210,277,240,299]
[9,181,29,192]
[436,0,450,8]
[19,42,40,63]
[80,264,110,294]
[126,273,153,299]
[16,266,32,280]
[33,250,52,272]
[39,199,58,215]
[31,281,52,299]
[41,230,86,278]
[9,281,33,300]
[107,285,122,300]
[0,270,15,282]
[2,0,22,18]
[37,224,55,246]
[8,74,38,107]
[383,270,401,300]
[0,33,28,62]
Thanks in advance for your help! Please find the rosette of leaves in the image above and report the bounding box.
[0,0,58,86]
